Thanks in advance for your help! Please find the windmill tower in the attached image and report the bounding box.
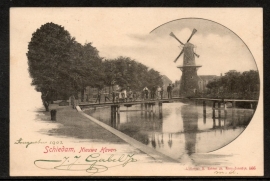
[170,29,201,97]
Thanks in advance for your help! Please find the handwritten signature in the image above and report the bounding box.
[34,153,137,175]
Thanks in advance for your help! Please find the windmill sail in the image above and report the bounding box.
[186,29,197,43]
[170,32,184,45]
[174,49,184,63]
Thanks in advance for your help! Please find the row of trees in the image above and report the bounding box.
[27,23,163,108]
[205,70,259,99]
[103,57,162,92]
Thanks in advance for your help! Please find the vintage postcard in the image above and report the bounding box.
[10,8,263,176]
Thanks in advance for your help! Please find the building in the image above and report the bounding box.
[177,43,201,97]
[198,75,219,93]
[170,29,201,97]
[177,75,220,96]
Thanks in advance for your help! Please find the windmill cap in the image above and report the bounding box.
[184,42,194,47]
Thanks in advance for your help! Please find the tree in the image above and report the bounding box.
[206,70,259,99]
[82,43,105,92]
[242,70,259,92]
[69,42,103,101]
[102,56,163,93]
[27,22,76,110]
[102,57,131,90]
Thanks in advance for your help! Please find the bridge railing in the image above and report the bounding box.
[187,92,259,100]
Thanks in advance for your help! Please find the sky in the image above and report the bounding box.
[10,8,262,109]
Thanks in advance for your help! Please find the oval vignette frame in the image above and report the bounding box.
[149,17,260,153]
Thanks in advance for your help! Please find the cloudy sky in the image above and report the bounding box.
[10,8,262,108]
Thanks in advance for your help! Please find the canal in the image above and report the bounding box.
[84,101,254,162]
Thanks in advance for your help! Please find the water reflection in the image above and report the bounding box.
[181,105,198,155]
[85,102,253,162]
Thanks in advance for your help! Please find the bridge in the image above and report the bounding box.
[78,97,258,117]
[78,97,258,108]
[78,97,258,127]
[79,98,176,107]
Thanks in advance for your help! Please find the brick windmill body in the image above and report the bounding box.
[170,29,201,97]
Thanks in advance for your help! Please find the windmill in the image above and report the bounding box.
[169,29,202,97]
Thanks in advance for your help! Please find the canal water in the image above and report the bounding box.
[84,101,254,162]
